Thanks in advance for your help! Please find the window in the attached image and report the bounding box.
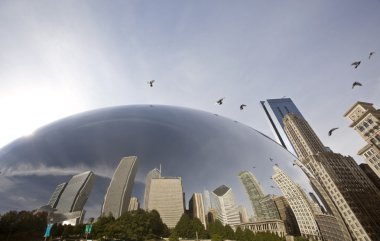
[363,122,369,128]
[358,126,365,132]
[367,118,373,124]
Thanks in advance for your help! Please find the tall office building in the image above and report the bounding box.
[203,190,212,213]
[272,166,321,240]
[238,171,279,221]
[284,112,380,240]
[345,101,380,178]
[315,214,346,241]
[260,98,304,154]
[359,163,380,191]
[55,171,95,213]
[211,185,240,226]
[128,197,140,211]
[273,195,300,236]
[48,182,67,208]
[237,205,249,223]
[147,177,184,228]
[144,168,161,210]
[189,193,207,228]
[309,192,326,214]
[102,156,139,218]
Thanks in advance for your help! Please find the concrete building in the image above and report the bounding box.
[359,163,380,191]
[147,177,184,228]
[345,101,380,178]
[236,219,287,237]
[238,205,249,223]
[102,156,139,218]
[238,171,280,221]
[315,214,346,241]
[273,166,321,240]
[203,190,212,213]
[128,197,140,211]
[211,185,241,226]
[260,98,304,155]
[144,168,161,210]
[284,112,380,240]
[55,171,95,213]
[189,193,207,228]
[48,182,67,208]
[273,195,300,236]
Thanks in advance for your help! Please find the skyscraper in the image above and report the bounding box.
[210,185,240,226]
[238,171,279,221]
[55,171,95,213]
[273,166,321,240]
[345,101,380,178]
[283,112,380,240]
[48,182,67,208]
[189,193,207,228]
[147,176,184,228]
[128,197,140,211]
[359,163,380,191]
[203,190,212,213]
[260,98,304,154]
[237,205,249,223]
[273,195,300,236]
[102,156,139,218]
[144,168,161,210]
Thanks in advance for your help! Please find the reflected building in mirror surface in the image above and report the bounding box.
[102,156,139,218]
[48,182,67,208]
[189,193,207,228]
[144,168,161,210]
[211,185,240,226]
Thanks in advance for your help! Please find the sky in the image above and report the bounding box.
[0,1,379,168]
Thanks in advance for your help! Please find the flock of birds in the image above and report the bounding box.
[148,51,375,138]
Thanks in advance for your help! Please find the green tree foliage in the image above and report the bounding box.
[0,210,47,241]
[294,236,310,241]
[173,213,208,239]
[169,230,179,241]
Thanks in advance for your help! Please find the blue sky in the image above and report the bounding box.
[0,0,379,161]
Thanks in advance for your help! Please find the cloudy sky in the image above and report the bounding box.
[0,1,379,163]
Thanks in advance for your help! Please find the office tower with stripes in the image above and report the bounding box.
[210,185,240,226]
[144,168,161,210]
[189,193,207,228]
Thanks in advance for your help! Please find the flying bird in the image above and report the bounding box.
[148,80,155,87]
[293,163,297,166]
[253,166,256,169]
[328,127,339,136]
[240,104,247,110]
[216,98,225,105]
[270,177,273,180]
[269,158,273,162]
[352,81,362,89]
[270,185,276,189]
[369,52,375,59]
[351,61,361,69]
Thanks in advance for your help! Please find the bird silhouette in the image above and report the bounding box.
[240,104,247,110]
[216,98,225,105]
[292,163,297,166]
[148,80,155,87]
[269,158,273,162]
[270,177,273,179]
[328,127,339,136]
[351,61,361,69]
[253,166,256,169]
[352,81,362,89]
[369,52,375,59]
[270,185,276,189]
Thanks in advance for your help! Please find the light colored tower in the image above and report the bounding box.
[48,182,67,208]
[211,185,240,226]
[237,205,249,223]
[102,156,139,218]
[284,113,380,240]
[203,190,212,213]
[238,171,279,221]
[147,177,184,228]
[345,101,380,178]
[55,171,95,213]
[128,197,140,211]
[144,168,161,210]
[273,166,321,240]
[189,193,207,228]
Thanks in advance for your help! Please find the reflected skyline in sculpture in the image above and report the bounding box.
[0,105,314,220]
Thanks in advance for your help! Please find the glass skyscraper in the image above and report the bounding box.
[260,98,303,155]
[238,171,279,221]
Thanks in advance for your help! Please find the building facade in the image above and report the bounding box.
[345,101,380,178]
[236,219,286,237]
[359,163,380,191]
[211,185,241,227]
[189,193,207,228]
[273,195,300,236]
[48,182,67,208]
[238,205,249,223]
[260,98,304,155]
[315,214,346,241]
[147,177,184,228]
[55,171,95,213]
[273,166,321,240]
[128,197,140,211]
[238,171,280,221]
[102,156,139,218]
[143,168,161,210]
[284,112,380,240]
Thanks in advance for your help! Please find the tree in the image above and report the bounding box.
[169,230,179,241]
